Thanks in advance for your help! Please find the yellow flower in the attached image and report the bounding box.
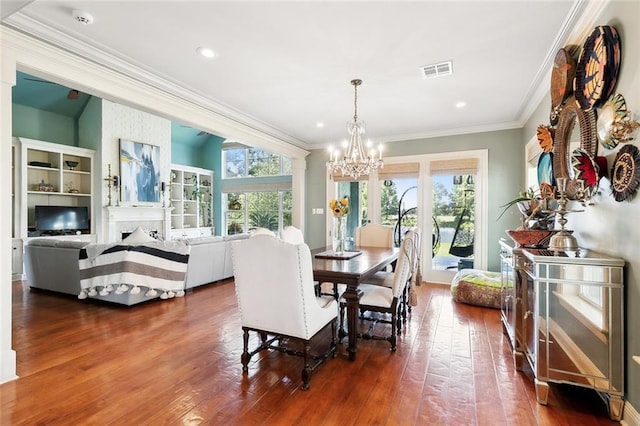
[329,196,349,217]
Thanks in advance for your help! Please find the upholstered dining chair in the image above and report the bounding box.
[363,227,421,322]
[340,230,415,351]
[354,223,394,248]
[231,234,338,390]
[250,227,276,237]
[280,225,304,244]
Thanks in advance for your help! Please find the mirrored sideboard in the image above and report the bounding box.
[499,239,625,421]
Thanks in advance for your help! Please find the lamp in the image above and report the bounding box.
[327,79,383,179]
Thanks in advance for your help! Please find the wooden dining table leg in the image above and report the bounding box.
[342,284,362,361]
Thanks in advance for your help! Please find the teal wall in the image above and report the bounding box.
[171,141,199,166]
[78,97,102,151]
[305,128,524,272]
[12,103,77,145]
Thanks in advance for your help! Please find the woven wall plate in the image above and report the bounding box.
[550,48,576,124]
[574,26,621,111]
[536,125,554,153]
[597,93,630,149]
[610,144,640,202]
[571,148,600,197]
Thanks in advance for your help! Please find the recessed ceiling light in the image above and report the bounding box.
[316,122,325,128]
[196,46,215,58]
[455,101,467,108]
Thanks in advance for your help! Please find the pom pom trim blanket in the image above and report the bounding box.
[78,240,190,300]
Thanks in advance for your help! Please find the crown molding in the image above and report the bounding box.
[305,120,523,151]
[2,12,308,151]
[518,0,611,125]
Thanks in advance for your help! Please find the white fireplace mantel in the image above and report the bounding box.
[105,206,173,242]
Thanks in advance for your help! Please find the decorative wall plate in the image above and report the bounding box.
[598,93,629,149]
[611,144,640,202]
[538,152,554,187]
[603,26,622,102]
[536,125,554,153]
[571,148,600,196]
[574,26,621,111]
[550,48,576,124]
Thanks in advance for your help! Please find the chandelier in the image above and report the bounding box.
[327,79,383,179]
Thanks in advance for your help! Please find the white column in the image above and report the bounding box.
[0,45,17,383]
[291,157,307,232]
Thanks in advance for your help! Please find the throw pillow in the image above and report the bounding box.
[122,226,155,244]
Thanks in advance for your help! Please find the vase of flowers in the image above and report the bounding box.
[329,196,349,254]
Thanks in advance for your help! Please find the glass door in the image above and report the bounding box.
[379,178,418,247]
[327,151,487,285]
[431,174,475,271]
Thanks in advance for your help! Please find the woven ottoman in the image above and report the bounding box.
[451,269,501,309]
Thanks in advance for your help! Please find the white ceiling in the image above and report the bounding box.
[2,1,595,150]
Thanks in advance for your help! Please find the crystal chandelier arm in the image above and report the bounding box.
[326,78,384,179]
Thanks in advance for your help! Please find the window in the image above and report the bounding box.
[223,147,291,178]
[222,145,293,235]
[224,190,291,235]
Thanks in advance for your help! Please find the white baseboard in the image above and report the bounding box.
[622,400,640,426]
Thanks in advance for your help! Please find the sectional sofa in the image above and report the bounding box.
[23,234,249,305]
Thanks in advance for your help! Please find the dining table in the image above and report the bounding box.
[311,245,399,361]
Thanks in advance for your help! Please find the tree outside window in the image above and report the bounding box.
[224,190,291,235]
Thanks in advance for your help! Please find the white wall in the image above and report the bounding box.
[98,100,172,243]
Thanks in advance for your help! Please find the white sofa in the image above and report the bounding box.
[182,234,249,289]
[24,233,249,304]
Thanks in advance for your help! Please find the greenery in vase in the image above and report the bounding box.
[497,187,539,220]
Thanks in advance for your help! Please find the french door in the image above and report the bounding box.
[327,150,487,284]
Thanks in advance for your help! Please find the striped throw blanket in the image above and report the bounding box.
[78,240,190,300]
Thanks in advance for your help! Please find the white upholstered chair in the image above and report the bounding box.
[231,234,338,390]
[354,223,394,248]
[250,227,276,237]
[280,225,304,244]
[364,228,422,322]
[341,230,415,351]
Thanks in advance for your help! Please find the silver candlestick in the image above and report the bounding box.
[548,177,581,252]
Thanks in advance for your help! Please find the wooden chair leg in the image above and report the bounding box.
[241,328,251,372]
[331,319,338,356]
[390,310,398,352]
[301,342,312,390]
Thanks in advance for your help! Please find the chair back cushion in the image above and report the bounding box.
[250,227,276,237]
[355,224,393,248]
[391,230,416,297]
[231,235,336,339]
[281,226,304,244]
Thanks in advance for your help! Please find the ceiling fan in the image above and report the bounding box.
[23,77,82,100]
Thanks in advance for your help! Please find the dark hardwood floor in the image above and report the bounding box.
[2,278,619,425]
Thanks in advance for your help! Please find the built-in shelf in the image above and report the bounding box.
[16,137,95,240]
[169,164,213,238]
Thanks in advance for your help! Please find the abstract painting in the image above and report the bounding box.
[119,139,161,204]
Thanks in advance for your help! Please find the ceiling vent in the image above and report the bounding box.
[420,61,453,79]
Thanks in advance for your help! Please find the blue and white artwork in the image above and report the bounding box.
[119,139,161,203]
